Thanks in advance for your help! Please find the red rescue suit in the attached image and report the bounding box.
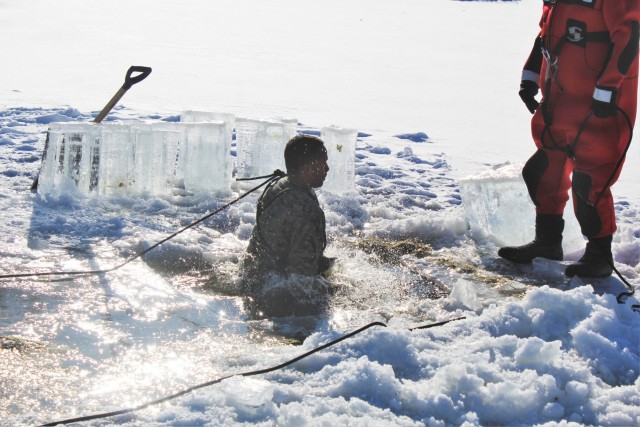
[522,0,639,238]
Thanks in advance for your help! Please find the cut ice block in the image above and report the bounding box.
[275,117,299,142]
[39,122,102,194]
[180,111,235,151]
[179,122,231,194]
[130,122,181,195]
[320,126,357,195]
[235,118,290,179]
[458,163,583,252]
[98,124,133,196]
[37,123,64,195]
[181,110,235,128]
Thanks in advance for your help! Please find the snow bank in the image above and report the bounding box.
[111,286,639,427]
[312,287,635,426]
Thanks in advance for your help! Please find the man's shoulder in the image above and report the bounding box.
[264,178,320,211]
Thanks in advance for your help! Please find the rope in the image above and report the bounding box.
[591,239,638,307]
[40,317,465,426]
[537,97,637,308]
[0,170,285,281]
[592,107,634,207]
[236,172,285,182]
[570,108,637,307]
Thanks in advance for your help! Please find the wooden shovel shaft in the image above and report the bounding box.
[93,86,127,123]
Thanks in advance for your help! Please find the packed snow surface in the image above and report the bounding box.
[1,0,639,426]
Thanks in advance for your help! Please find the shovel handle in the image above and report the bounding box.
[123,66,152,90]
[93,66,152,123]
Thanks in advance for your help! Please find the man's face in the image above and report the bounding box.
[305,150,329,188]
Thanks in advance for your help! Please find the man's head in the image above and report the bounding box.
[284,135,329,188]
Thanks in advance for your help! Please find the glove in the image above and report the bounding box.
[519,80,540,114]
[591,98,617,118]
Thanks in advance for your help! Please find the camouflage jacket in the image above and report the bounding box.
[244,176,327,281]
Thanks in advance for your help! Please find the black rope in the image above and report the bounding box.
[592,107,634,207]
[409,317,465,331]
[236,172,285,182]
[591,238,638,307]
[0,170,286,281]
[40,317,465,426]
[608,259,638,308]
[542,101,637,308]
[571,108,637,307]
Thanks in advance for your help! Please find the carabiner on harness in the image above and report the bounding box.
[541,47,560,84]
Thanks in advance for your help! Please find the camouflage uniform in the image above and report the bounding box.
[242,175,328,297]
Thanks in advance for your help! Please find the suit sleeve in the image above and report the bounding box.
[523,35,544,85]
[594,0,640,103]
[522,3,550,85]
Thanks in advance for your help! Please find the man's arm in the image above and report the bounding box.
[520,35,544,114]
[593,1,640,115]
[523,35,543,86]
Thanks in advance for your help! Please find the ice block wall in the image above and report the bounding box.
[38,115,359,198]
[458,163,583,252]
[39,120,233,197]
[320,126,358,195]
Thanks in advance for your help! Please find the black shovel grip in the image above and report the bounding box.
[123,66,152,90]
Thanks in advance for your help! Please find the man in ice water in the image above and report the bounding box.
[499,1,639,278]
[242,134,335,316]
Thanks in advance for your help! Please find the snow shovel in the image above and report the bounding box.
[30,65,152,192]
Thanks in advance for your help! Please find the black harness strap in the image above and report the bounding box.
[549,0,596,8]
[539,2,611,157]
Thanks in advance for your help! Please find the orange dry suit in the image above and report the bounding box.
[521,0,639,238]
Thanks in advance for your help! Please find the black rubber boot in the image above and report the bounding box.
[565,235,613,278]
[498,214,564,264]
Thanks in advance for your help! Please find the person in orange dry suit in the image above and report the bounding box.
[499,0,639,278]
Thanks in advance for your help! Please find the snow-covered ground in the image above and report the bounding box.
[1,1,639,426]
